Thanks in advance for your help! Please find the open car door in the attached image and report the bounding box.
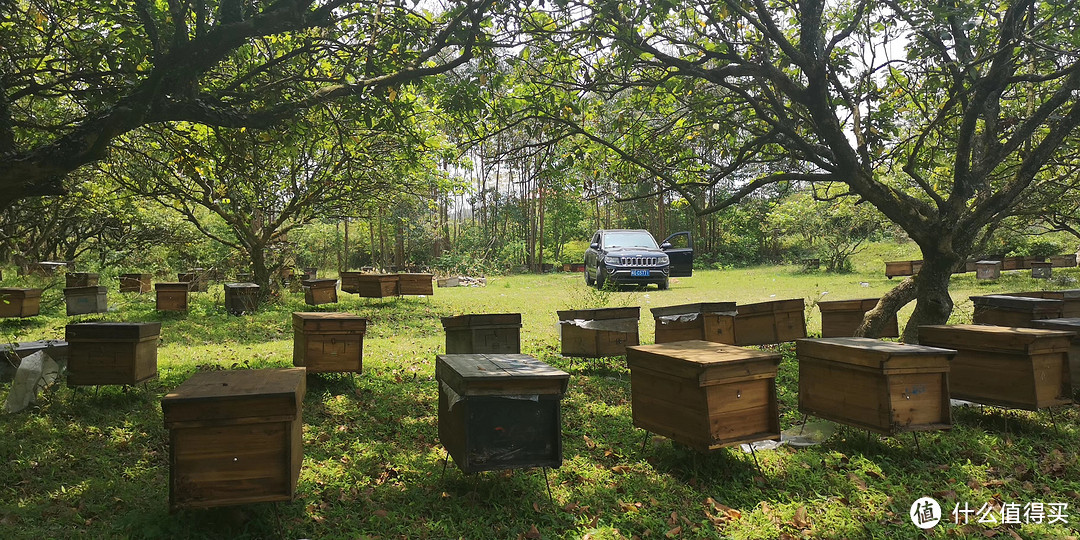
[661,231,693,277]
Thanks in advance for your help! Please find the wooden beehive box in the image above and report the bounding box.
[1003,290,1080,318]
[796,338,955,435]
[398,273,434,296]
[818,298,899,338]
[441,313,522,354]
[626,340,780,451]
[557,307,640,357]
[302,279,338,306]
[651,302,738,344]
[292,312,367,373]
[66,272,99,288]
[1030,318,1080,392]
[1031,261,1053,279]
[64,286,108,316]
[919,324,1073,410]
[155,282,189,311]
[65,322,160,387]
[161,368,306,511]
[732,298,806,346]
[976,260,1001,280]
[0,288,42,318]
[435,353,569,474]
[352,274,400,298]
[119,273,152,293]
[177,270,208,292]
[1050,254,1077,268]
[971,294,1062,328]
[224,283,260,315]
[1001,256,1022,271]
[884,260,914,278]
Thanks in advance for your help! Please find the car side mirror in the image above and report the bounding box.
[660,242,672,250]
[590,242,599,249]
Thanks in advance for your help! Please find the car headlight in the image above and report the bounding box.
[603,255,621,265]
[658,255,669,265]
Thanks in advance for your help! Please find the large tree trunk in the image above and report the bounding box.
[858,249,960,343]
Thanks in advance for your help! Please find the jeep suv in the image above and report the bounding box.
[584,229,693,289]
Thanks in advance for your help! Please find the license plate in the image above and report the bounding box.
[630,270,650,277]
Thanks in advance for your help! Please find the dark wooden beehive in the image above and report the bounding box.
[1005,290,1080,318]
[796,338,955,435]
[177,270,208,292]
[976,260,1002,280]
[65,322,160,387]
[63,286,108,316]
[732,299,806,345]
[626,340,780,451]
[1050,254,1077,268]
[651,302,738,344]
[0,288,42,318]
[224,283,260,315]
[442,313,522,354]
[1031,261,1053,279]
[1031,318,1080,392]
[971,294,1063,328]
[557,306,640,357]
[342,273,399,297]
[119,273,152,293]
[919,324,1073,410]
[435,353,569,474]
[66,272,99,288]
[397,273,434,296]
[292,312,367,373]
[161,368,305,511]
[155,282,189,311]
[818,298,899,338]
[302,279,338,306]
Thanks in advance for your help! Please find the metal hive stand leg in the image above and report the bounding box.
[911,431,921,454]
[542,467,554,506]
[639,430,651,455]
[1047,407,1060,435]
[748,445,769,488]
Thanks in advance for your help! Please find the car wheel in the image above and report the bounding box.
[585,267,594,286]
[657,278,669,290]
[596,265,606,289]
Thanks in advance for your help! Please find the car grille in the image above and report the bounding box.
[618,256,659,267]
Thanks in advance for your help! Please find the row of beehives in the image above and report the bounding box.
[884,253,1078,278]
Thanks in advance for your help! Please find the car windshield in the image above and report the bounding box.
[603,231,659,250]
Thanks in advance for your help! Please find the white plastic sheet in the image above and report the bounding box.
[4,351,60,413]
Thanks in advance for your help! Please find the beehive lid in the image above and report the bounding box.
[650,302,737,318]
[1031,318,1080,337]
[225,282,260,289]
[817,298,877,311]
[557,306,640,321]
[441,313,522,329]
[68,272,99,279]
[356,273,398,281]
[162,368,305,425]
[919,324,1073,354]
[155,282,190,291]
[0,288,42,299]
[626,340,780,386]
[796,337,955,370]
[301,278,337,286]
[292,311,367,332]
[971,294,1063,312]
[121,273,151,278]
[66,322,162,340]
[736,298,804,315]
[976,260,1000,265]
[436,353,569,395]
[63,285,107,294]
[399,273,433,279]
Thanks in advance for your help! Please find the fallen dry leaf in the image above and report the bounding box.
[533,502,541,513]
[526,524,541,539]
[865,470,884,480]
[665,526,682,537]
[792,505,809,529]
[847,472,867,491]
[611,465,631,474]
[373,509,388,518]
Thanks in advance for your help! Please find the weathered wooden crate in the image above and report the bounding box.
[0,288,42,318]
[1001,256,1021,271]
[976,260,1002,280]
[65,322,160,387]
[177,271,208,292]
[971,294,1062,328]
[437,277,460,288]
[398,273,434,296]
[651,302,738,344]
[557,307,640,357]
[161,368,305,511]
[1004,290,1080,318]
[66,272,99,288]
[224,283,260,315]
[292,312,366,373]
[796,338,955,435]
[919,324,1073,410]
[441,313,522,354]
[885,260,918,278]
[626,340,780,451]
[732,299,806,346]
[1031,262,1053,279]
[119,273,152,293]
[155,282,189,311]
[302,279,338,306]
[1050,254,1078,268]
[436,353,569,474]
[64,286,108,316]
[1031,318,1080,392]
[341,272,399,297]
[818,298,899,338]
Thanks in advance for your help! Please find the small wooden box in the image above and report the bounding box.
[796,338,955,434]
[66,272,99,288]
[177,270,208,292]
[302,279,338,306]
[1031,318,1080,391]
[626,340,780,451]
[818,298,899,338]
[557,307,640,357]
[119,273,152,293]
[436,353,569,473]
[437,277,460,288]
[224,283,260,315]
[1050,254,1077,268]
[162,368,306,511]
[885,260,915,278]
[0,288,42,318]
[1031,262,1052,278]
[1005,290,1080,318]
[976,260,1001,280]
[64,286,108,316]
[155,282,189,311]
[651,302,738,344]
[292,312,366,373]
[1001,256,1022,271]
[442,313,522,354]
[971,294,1063,328]
[398,273,434,295]
[732,299,806,345]
[65,322,160,386]
[919,324,1073,410]
[341,272,399,297]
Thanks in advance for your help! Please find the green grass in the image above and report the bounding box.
[2,254,1080,539]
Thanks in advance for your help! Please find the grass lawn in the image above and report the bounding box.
[2,251,1080,539]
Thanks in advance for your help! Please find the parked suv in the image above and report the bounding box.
[584,229,693,289]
